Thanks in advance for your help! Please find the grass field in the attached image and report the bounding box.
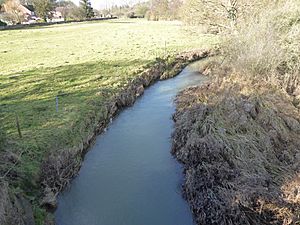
[0,19,217,215]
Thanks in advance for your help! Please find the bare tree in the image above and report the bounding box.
[0,0,5,10]
[182,0,273,32]
[2,0,26,24]
[55,0,78,20]
[169,0,183,20]
[32,0,53,21]
[149,0,168,20]
[148,0,183,20]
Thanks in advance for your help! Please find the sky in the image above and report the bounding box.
[70,0,147,9]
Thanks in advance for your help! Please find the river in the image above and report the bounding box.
[55,61,207,225]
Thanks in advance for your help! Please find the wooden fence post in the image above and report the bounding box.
[15,114,22,138]
[56,96,59,112]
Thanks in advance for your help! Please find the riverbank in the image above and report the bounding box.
[55,55,211,225]
[172,57,300,224]
[172,2,300,223]
[0,20,219,224]
[0,49,214,225]
[41,49,211,206]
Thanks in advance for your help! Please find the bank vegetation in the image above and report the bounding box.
[173,0,300,224]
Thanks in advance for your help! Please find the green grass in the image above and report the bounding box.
[0,19,217,193]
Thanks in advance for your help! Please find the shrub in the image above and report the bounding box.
[223,0,300,94]
[0,20,7,26]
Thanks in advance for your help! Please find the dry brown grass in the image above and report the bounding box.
[223,0,300,98]
[172,3,300,222]
[172,74,300,224]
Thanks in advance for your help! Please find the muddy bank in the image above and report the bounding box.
[0,49,213,225]
[171,63,300,224]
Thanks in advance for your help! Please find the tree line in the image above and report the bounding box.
[1,0,267,27]
[1,0,186,25]
[0,0,94,24]
[101,0,182,20]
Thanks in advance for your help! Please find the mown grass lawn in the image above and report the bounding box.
[0,19,217,197]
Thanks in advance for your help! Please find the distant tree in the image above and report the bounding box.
[79,0,94,19]
[55,0,78,20]
[32,0,54,21]
[181,0,271,31]
[0,0,5,10]
[127,11,135,18]
[1,0,26,24]
[134,2,149,18]
[70,6,85,19]
[96,8,109,17]
[19,0,33,4]
[148,0,183,21]
[109,5,131,18]
[150,0,169,20]
[181,0,238,29]
[168,0,182,20]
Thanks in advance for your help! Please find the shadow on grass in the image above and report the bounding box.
[0,58,150,103]
[0,57,154,193]
[0,57,152,151]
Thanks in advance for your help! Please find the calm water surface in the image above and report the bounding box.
[55,61,207,225]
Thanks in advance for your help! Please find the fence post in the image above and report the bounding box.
[56,96,59,112]
[15,114,22,138]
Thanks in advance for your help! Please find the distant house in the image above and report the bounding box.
[20,4,34,17]
[47,9,64,22]
[19,4,39,23]
[1,0,38,24]
[105,13,114,18]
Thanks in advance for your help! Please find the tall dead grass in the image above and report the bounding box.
[172,72,300,224]
[223,0,300,97]
[172,2,300,224]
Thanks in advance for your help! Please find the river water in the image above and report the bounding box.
[55,61,207,225]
